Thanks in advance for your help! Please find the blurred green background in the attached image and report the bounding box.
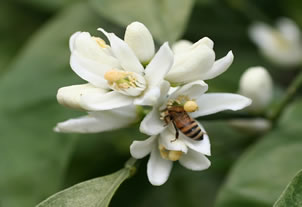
[1,0,302,206]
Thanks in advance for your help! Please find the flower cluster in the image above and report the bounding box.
[55,22,251,185]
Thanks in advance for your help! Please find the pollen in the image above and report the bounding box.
[184,100,198,112]
[104,69,138,89]
[92,37,109,48]
[159,144,183,161]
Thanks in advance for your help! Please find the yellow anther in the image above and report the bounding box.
[184,100,198,112]
[104,69,128,83]
[271,30,290,49]
[104,69,138,90]
[92,37,109,48]
[159,144,183,161]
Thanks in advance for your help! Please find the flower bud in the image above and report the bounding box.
[124,21,155,64]
[239,66,273,112]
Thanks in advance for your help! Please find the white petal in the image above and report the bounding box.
[179,150,211,171]
[277,18,301,43]
[166,43,215,84]
[81,90,134,111]
[203,51,234,80]
[133,87,161,106]
[57,84,107,110]
[135,43,173,106]
[191,93,252,118]
[134,80,170,106]
[70,52,110,88]
[180,122,211,156]
[172,40,192,54]
[124,22,155,63]
[147,146,173,186]
[98,28,144,74]
[140,107,166,135]
[130,136,157,159]
[69,32,80,51]
[169,80,208,101]
[54,105,137,133]
[159,128,188,153]
[144,42,174,87]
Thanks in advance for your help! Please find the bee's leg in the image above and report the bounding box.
[170,122,179,143]
[163,115,171,127]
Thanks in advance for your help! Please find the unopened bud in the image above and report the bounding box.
[239,66,273,112]
[124,22,155,64]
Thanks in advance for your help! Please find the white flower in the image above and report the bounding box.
[130,81,251,185]
[165,38,234,85]
[57,22,174,111]
[249,18,302,67]
[239,66,273,112]
[54,105,138,133]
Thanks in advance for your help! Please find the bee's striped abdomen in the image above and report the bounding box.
[179,120,204,141]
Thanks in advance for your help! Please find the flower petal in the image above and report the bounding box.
[130,136,157,159]
[57,84,107,110]
[98,28,144,74]
[191,93,252,118]
[172,40,192,53]
[277,18,301,43]
[159,128,188,153]
[134,43,173,106]
[147,146,173,186]
[180,122,211,156]
[169,80,208,101]
[166,43,215,84]
[203,51,234,80]
[140,107,166,135]
[144,42,174,88]
[179,150,211,171]
[54,105,137,133]
[70,52,110,88]
[81,90,134,111]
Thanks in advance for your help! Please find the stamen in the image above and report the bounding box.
[159,144,183,161]
[92,37,109,48]
[104,69,146,96]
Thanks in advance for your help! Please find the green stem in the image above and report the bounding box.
[268,71,302,123]
[124,157,140,178]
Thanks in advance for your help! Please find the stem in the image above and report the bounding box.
[268,71,302,122]
[124,157,140,178]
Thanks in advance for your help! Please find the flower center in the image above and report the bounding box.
[159,144,183,161]
[104,69,146,96]
[92,37,109,48]
[271,30,290,50]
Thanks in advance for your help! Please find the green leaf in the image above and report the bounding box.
[0,2,123,207]
[274,170,302,207]
[89,0,195,43]
[215,99,302,207]
[36,159,136,207]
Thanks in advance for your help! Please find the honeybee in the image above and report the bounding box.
[162,105,204,141]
